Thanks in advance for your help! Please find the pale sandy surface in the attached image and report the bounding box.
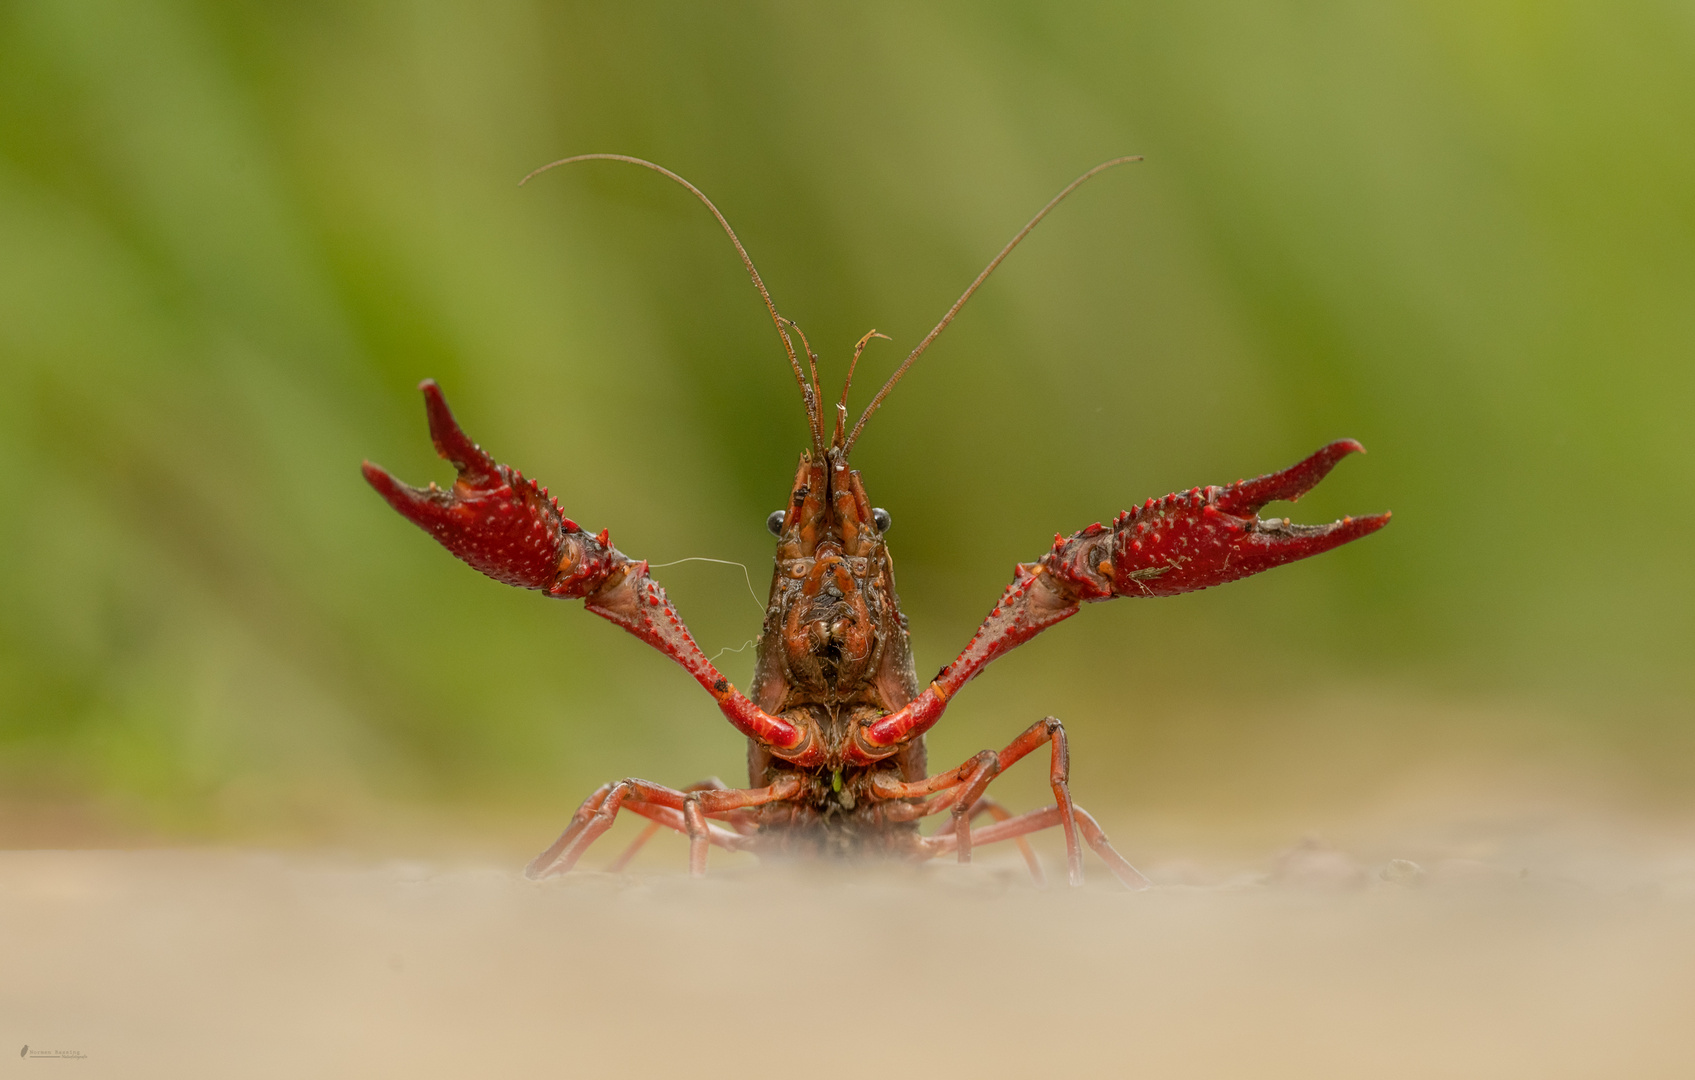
[4,822,1695,1079]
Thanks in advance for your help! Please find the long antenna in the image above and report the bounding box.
[521,153,824,456]
[779,318,823,425]
[844,156,1142,453]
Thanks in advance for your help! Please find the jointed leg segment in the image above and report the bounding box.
[933,797,1046,886]
[928,803,1149,890]
[602,777,758,872]
[879,715,1141,888]
[526,721,1144,888]
[998,717,1083,885]
[527,774,801,880]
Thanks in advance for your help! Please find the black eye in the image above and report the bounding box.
[872,507,891,532]
[766,510,786,536]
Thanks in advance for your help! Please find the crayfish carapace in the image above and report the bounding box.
[362,156,1390,887]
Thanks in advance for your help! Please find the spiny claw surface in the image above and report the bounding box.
[1047,440,1390,600]
[1213,438,1364,517]
[365,382,805,752]
[420,377,500,486]
[362,380,595,593]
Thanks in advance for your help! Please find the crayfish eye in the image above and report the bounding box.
[872,507,892,533]
[766,510,786,536]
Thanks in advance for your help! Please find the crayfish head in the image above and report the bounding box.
[781,539,880,693]
[753,447,917,714]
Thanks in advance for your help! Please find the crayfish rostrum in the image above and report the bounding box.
[362,155,1390,888]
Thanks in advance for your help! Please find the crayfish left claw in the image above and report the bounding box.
[362,380,586,591]
[419,378,500,486]
[366,381,807,753]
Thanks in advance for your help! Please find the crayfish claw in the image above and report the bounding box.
[1042,440,1390,600]
[420,378,500,488]
[1213,439,1364,518]
[359,458,427,515]
[363,381,575,591]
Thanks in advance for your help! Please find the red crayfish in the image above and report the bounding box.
[362,155,1390,888]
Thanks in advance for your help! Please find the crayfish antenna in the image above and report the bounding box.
[834,329,889,448]
[845,156,1142,453]
[520,153,824,458]
[779,317,828,458]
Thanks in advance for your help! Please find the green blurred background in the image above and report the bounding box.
[1,0,1691,848]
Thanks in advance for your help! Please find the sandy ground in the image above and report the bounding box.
[4,818,1695,1080]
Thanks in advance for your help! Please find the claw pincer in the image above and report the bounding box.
[857,440,1389,756]
[1048,440,1390,600]
[361,380,615,598]
[362,380,808,755]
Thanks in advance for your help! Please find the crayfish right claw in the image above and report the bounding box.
[1029,440,1389,604]
[1212,438,1365,519]
[1094,439,1390,598]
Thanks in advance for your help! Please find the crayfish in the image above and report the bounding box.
[363,155,1390,888]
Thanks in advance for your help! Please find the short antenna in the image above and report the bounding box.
[844,156,1141,453]
[522,153,824,456]
[835,329,889,447]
